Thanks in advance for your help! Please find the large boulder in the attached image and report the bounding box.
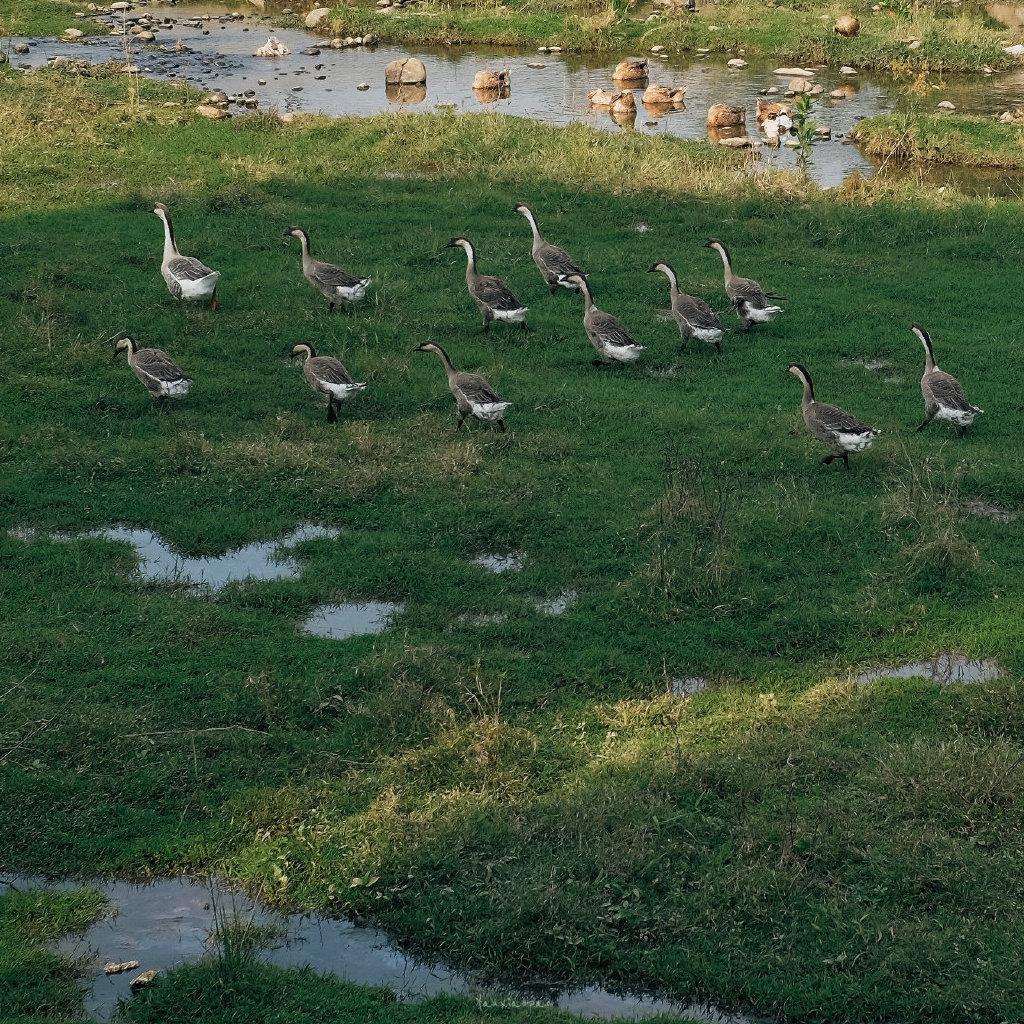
[305,7,332,29]
[385,57,426,84]
[834,14,860,36]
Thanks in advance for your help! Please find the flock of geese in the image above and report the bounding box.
[121,201,984,464]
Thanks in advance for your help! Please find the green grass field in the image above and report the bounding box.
[3,63,1024,1024]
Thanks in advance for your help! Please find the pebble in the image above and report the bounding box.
[104,961,140,975]
[727,58,747,68]
[357,82,369,89]
[937,100,956,110]
[130,971,159,990]
[840,65,857,74]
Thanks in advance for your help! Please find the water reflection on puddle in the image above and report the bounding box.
[302,601,402,639]
[8,523,339,590]
[11,2,1024,192]
[0,872,757,1024]
[854,653,1004,685]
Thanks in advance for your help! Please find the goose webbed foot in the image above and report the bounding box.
[591,359,608,368]
[822,454,835,466]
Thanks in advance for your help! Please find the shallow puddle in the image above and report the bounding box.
[472,551,526,573]
[671,676,708,696]
[854,653,1004,685]
[9,522,339,590]
[10,2,1024,193]
[0,872,757,1024]
[532,590,577,615]
[302,600,402,639]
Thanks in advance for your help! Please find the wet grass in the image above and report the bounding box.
[856,109,1024,167]
[0,885,106,1023]
[319,0,1018,68]
[3,66,1024,1024]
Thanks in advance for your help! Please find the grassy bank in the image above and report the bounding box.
[0,0,104,39]
[856,110,1024,168]
[0,885,106,1023]
[319,0,1019,69]
[3,65,1024,1024]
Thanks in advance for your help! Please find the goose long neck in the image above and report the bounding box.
[920,335,936,372]
[577,276,594,311]
[521,208,543,247]
[431,345,457,376]
[462,243,477,283]
[661,266,680,303]
[799,373,814,406]
[714,244,733,280]
[297,231,313,270]
[159,212,178,260]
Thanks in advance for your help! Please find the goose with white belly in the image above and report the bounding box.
[705,239,783,331]
[285,226,371,313]
[113,336,192,409]
[561,273,644,367]
[290,343,367,423]
[513,203,586,293]
[912,325,982,433]
[447,237,529,333]
[649,261,724,351]
[153,203,221,310]
[415,341,511,432]
[788,364,879,466]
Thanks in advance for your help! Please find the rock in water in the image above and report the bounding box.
[384,57,426,84]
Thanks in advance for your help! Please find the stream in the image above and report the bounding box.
[1,871,757,1024]
[5,1,1024,194]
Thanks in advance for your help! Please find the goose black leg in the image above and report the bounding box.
[456,414,467,432]
[591,359,607,368]
[714,340,722,353]
[842,452,850,468]
[327,401,338,424]
[822,454,835,465]
[208,289,219,312]
[483,318,492,335]
[548,284,559,295]
[497,419,507,433]
[328,301,336,314]
[520,321,532,333]
[916,417,932,432]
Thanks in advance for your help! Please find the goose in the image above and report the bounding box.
[446,237,528,332]
[152,203,221,309]
[284,226,370,313]
[414,341,510,431]
[113,336,191,408]
[561,273,644,366]
[788,364,879,466]
[911,324,982,432]
[643,84,687,108]
[705,240,783,331]
[649,262,724,351]
[290,343,366,423]
[513,203,586,293]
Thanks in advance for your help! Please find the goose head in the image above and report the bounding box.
[648,261,673,276]
[415,341,441,355]
[446,237,471,250]
[788,363,813,388]
[152,202,170,219]
[113,336,138,360]
[290,343,316,360]
[513,202,532,218]
[284,225,307,241]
